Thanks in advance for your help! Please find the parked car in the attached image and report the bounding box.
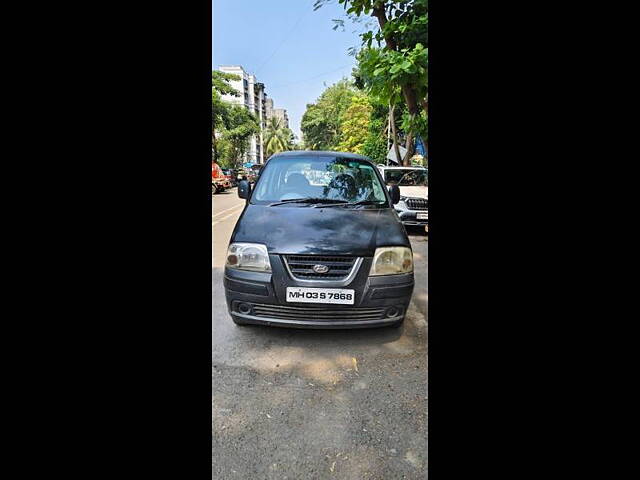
[223,150,414,329]
[377,166,428,230]
[245,167,259,184]
[222,169,237,187]
[251,164,263,182]
[236,169,249,183]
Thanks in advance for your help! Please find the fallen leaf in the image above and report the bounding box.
[330,461,336,472]
[352,357,358,372]
[266,413,272,419]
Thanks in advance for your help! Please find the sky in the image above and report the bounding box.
[213,0,365,140]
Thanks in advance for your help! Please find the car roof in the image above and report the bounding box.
[268,150,373,162]
[379,166,427,170]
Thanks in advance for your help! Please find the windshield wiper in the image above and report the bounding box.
[317,200,386,208]
[268,197,348,207]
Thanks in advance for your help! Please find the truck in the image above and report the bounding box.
[212,162,230,193]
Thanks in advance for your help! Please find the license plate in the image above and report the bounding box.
[286,287,355,305]
[417,212,428,220]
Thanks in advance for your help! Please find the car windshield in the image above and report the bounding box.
[384,169,428,186]
[252,156,388,206]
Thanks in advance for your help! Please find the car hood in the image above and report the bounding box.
[231,205,410,256]
[400,185,428,199]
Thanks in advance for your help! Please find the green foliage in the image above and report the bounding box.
[361,118,388,163]
[336,93,372,154]
[360,98,388,163]
[264,117,293,157]
[212,71,240,97]
[300,78,359,150]
[301,79,391,161]
[358,43,427,107]
[216,137,233,168]
[212,71,240,129]
[220,105,260,169]
[212,71,243,163]
[314,0,428,164]
[211,70,262,168]
[300,103,332,150]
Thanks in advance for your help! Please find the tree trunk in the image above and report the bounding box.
[373,5,423,157]
[421,96,428,117]
[389,104,402,165]
[387,103,391,151]
[403,130,416,166]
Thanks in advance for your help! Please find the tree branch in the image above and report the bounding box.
[372,5,419,117]
[372,6,396,50]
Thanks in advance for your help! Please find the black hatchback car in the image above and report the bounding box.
[223,151,414,328]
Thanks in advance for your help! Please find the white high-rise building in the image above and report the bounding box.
[218,65,267,164]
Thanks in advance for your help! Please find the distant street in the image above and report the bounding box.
[212,187,427,479]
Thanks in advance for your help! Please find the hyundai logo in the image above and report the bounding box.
[312,264,329,274]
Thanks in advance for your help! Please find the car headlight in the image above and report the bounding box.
[226,243,271,272]
[369,246,413,276]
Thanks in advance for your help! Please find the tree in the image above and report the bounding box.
[264,117,293,157]
[315,0,428,165]
[336,93,372,153]
[361,99,388,163]
[212,71,240,162]
[301,78,359,150]
[221,105,260,169]
[216,136,233,169]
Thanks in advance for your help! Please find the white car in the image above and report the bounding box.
[377,165,428,229]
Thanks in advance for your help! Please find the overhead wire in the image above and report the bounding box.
[269,64,354,89]
[254,2,312,74]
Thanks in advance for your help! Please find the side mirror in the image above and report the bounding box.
[238,180,251,199]
[388,184,400,205]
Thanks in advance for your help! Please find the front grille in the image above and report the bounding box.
[284,255,357,280]
[406,198,428,210]
[251,303,386,322]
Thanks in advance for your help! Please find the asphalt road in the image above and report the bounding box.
[213,187,427,479]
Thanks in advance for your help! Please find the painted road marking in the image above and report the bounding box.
[212,203,244,219]
[212,207,244,226]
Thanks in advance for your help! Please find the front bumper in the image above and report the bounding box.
[223,255,414,329]
[397,210,428,226]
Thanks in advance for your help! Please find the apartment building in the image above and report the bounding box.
[264,98,290,131]
[264,97,274,120]
[272,108,289,130]
[218,65,267,164]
